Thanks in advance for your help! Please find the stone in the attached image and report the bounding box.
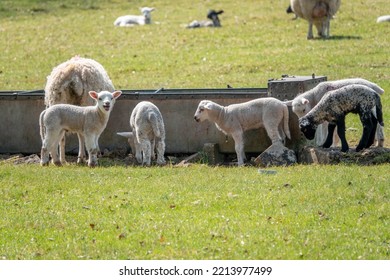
[254,142,297,167]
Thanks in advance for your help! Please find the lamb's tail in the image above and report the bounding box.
[39,110,47,141]
[282,104,291,139]
[150,113,164,139]
[375,94,384,127]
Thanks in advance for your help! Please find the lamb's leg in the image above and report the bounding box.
[77,133,86,164]
[356,114,374,151]
[151,138,156,161]
[44,130,62,166]
[85,136,98,167]
[139,140,152,166]
[59,134,67,164]
[322,123,336,148]
[307,21,314,39]
[231,132,246,166]
[155,138,166,165]
[366,114,377,148]
[335,116,349,152]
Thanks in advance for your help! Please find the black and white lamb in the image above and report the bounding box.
[299,84,384,152]
[187,10,224,28]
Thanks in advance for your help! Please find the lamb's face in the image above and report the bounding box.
[90,90,122,113]
[292,98,311,118]
[194,101,211,122]
[299,117,317,140]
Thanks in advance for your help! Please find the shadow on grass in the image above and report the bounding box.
[315,35,363,41]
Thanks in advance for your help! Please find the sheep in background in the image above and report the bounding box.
[44,56,115,164]
[290,0,341,39]
[117,101,166,166]
[299,84,384,152]
[187,10,224,28]
[114,7,155,26]
[377,15,390,23]
[286,78,385,147]
[194,99,291,166]
[40,90,122,167]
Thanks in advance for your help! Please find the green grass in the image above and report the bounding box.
[0,0,389,260]
[0,163,389,260]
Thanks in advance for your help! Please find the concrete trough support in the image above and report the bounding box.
[0,75,326,155]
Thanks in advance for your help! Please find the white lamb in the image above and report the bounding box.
[40,90,122,167]
[44,56,115,164]
[299,84,384,152]
[286,78,385,146]
[114,7,155,26]
[117,101,166,166]
[290,0,341,39]
[194,99,291,166]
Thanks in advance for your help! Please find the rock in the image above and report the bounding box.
[298,146,341,164]
[202,143,224,165]
[254,142,297,167]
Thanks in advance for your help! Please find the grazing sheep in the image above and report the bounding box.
[290,0,341,39]
[187,10,224,28]
[40,90,122,167]
[194,98,291,166]
[377,15,390,23]
[117,101,166,166]
[44,56,115,164]
[114,7,155,26]
[299,84,384,152]
[287,78,385,146]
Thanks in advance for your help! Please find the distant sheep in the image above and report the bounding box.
[44,56,115,164]
[194,98,291,166]
[40,90,122,167]
[187,10,224,28]
[299,84,384,152]
[114,7,155,26]
[287,78,385,146]
[290,0,341,39]
[117,101,166,166]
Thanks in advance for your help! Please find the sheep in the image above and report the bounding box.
[44,56,115,165]
[187,10,224,28]
[290,0,341,39]
[117,101,166,166]
[40,90,122,167]
[286,4,298,19]
[377,15,390,23]
[299,84,384,152]
[286,78,385,147]
[114,7,155,26]
[194,98,291,166]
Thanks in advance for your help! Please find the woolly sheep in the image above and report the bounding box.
[40,90,122,167]
[290,0,341,39]
[114,7,155,26]
[44,56,115,164]
[377,15,390,23]
[194,98,291,166]
[299,84,384,152]
[117,101,166,166]
[187,10,224,28]
[287,78,385,146]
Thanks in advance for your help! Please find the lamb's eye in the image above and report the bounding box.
[199,108,204,112]
[99,98,102,100]
[302,109,306,113]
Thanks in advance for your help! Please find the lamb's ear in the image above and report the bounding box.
[203,102,214,110]
[284,100,293,106]
[112,90,122,99]
[89,91,98,100]
[302,98,310,105]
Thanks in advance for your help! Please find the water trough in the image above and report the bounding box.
[0,75,327,155]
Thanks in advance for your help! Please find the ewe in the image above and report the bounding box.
[299,85,384,152]
[194,99,291,166]
[187,10,224,28]
[287,78,385,147]
[44,56,115,164]
[117,101,166,166]
[114,7,155,26]
[40,90,122,167]
[290,0,341,39]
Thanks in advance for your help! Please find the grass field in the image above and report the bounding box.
[0,0,389,260]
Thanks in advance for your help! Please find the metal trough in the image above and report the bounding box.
[0,75,326,155]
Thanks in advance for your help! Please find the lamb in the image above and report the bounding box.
[299,84,384,152]
[40,90,122,167]
[117,101,166,166]
[194,98,291,166]
[44,56,115,164]
[377,15,390,23]
[287,78,385,146]
[187,10,224,28]
[290,0,341,39]
[114,7,155,26]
